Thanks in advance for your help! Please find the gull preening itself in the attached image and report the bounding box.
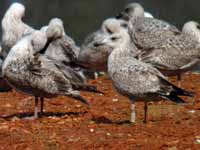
[1,2,34,59]
[44,18,80,65]
[2,31,101,118]
[44,18,96,81]
[0,2,34,92]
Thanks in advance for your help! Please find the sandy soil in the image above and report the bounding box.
[0,73,200,150]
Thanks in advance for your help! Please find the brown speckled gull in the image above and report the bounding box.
[0,3,34,91]
[43,18,95,81]
[78,18,128,71]
[182,21,200,46]
[2,31,101,119]
[105,31,193,123]
[128,14,200,87]
[44,18,80,66]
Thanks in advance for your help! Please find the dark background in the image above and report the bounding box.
[0,0,200,44]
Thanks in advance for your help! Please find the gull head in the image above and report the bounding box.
[116,3,144,21]
[8,3,25,19]
[102,18,127,34]
[46,18,65,39]
[31,31,47,51]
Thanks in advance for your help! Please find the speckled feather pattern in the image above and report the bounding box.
[128,17,200,75]
[45,35,80,64]
[108,47,168,99]
[2,33,90,100]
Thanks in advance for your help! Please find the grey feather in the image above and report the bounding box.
[128,16,200,77]
[1,3,34,59]
[2,31,100,106]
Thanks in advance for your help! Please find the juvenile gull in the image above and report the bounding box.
[182,21,200,45]
[117,2,180,49]
[1,2,34,59]
[78,18,128,71]
[128,16,200,86]
[44,18,80,65]
[116,3,154,21]
[181,21,200,72]
[2,31,101,118]
[105,32,193,123]
[44,18,95,81]
[0,3,34,92]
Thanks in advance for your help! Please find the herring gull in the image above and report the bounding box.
[116,3,154,21]
[78,18,128,71]
[128,17,200,87]
[1,2,34,59]
[43,18,96,81]
[2,31,101,118]
[105,32,194,123]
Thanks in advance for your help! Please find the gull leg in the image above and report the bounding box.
[130,100,136,123]
[40,97,44,115]
[94,72,98,79]
[177,74,181,87]
[34,97,39,118]
[143,101,148,123]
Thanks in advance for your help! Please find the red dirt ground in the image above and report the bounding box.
[0,73,200,150]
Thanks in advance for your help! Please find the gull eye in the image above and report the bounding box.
[93,42,103,47]
[106,27,113,34]
[111,37,120,41]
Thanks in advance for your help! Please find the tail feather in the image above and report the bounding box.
[161,93,186,104]
[70,94,90,106]
[158,78,194,104]
[65,92,90,106]
[72,84,104,94]
[161,78,194,97]
[171,84,194,97]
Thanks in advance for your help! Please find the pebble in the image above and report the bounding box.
[11,116,20,122]
[167,146,177,150]
[195,139,200,144]
[106,132,111,136]
[188,110,196,114]
[0,124,9,130]
[112,98,118,102]
[90,128,94,133]
[4,103,12,108]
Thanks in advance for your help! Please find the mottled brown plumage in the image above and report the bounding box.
[78,18,128,71]
[106,32,193,123]
[0,3,34,92]
[128,16,200,87]
[2,31,101,118]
